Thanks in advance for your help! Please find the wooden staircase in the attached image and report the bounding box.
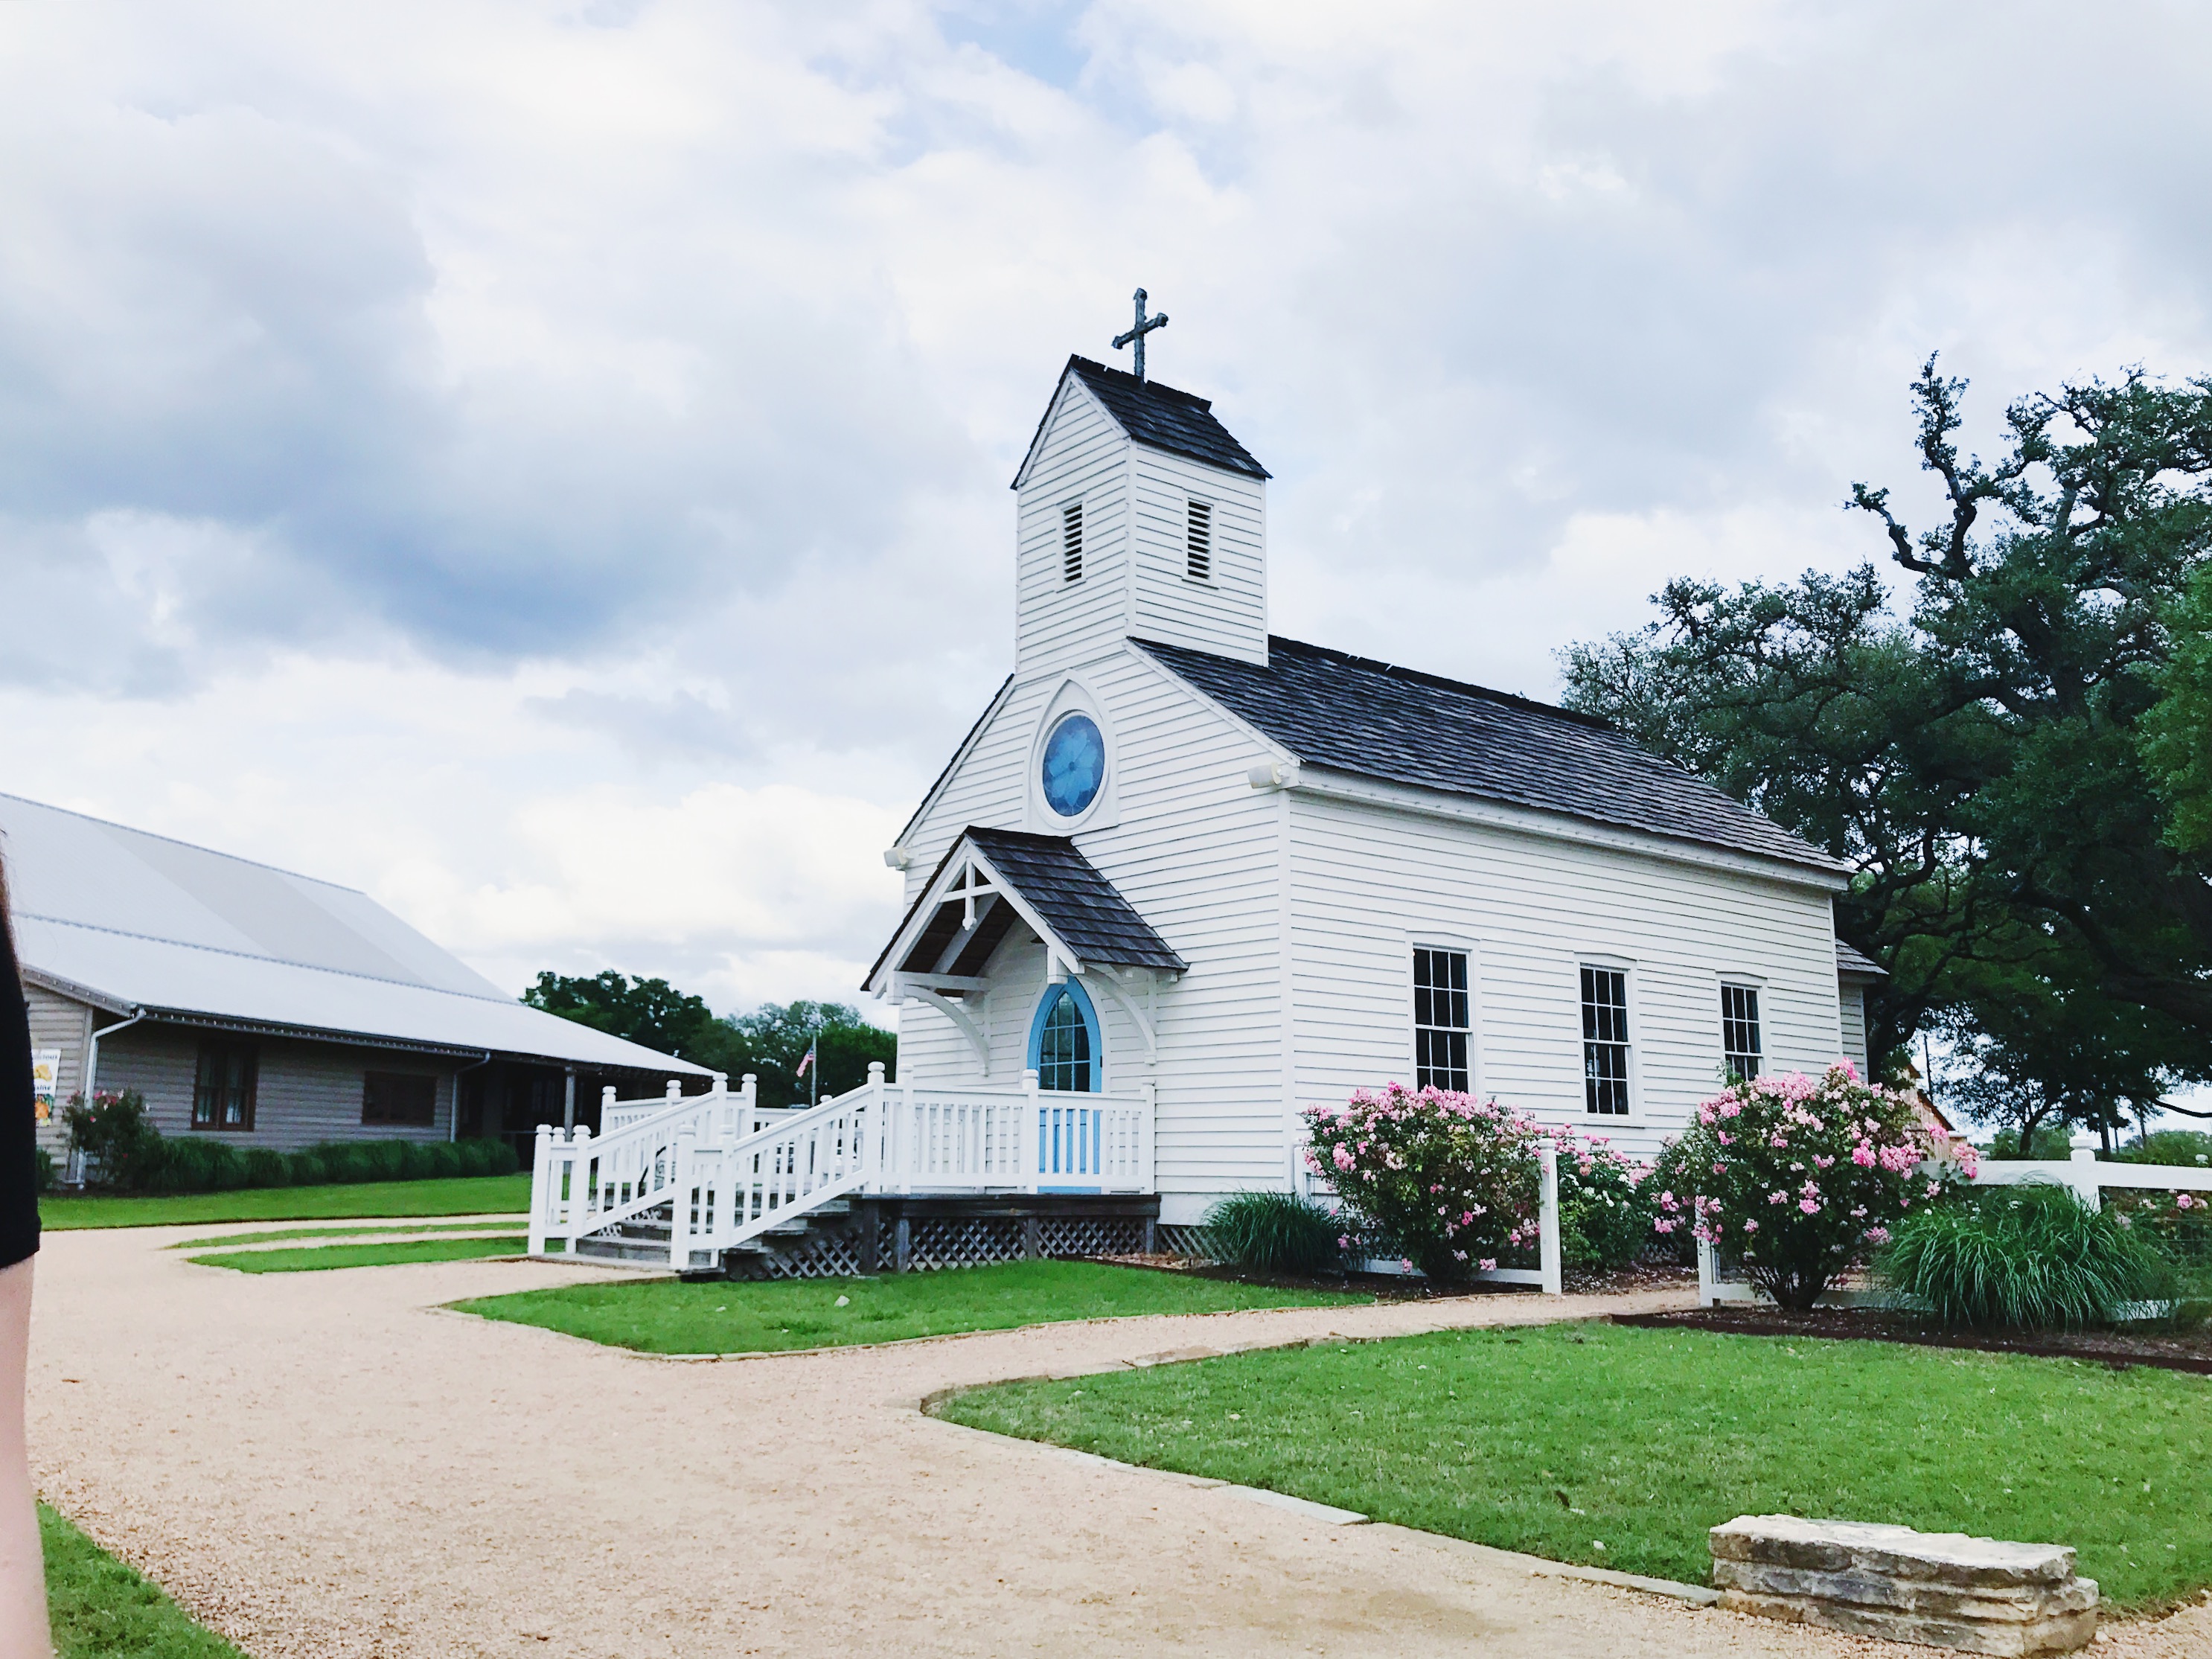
[575,1196,859,1278]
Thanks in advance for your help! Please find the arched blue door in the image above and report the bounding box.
[1029,982,1103,1185]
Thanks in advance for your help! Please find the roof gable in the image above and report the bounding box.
[1012,355,1269,490]
[1131,636,1847,877]
[866,825,1185,991]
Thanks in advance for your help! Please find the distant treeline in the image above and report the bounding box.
[523,973,897,1108]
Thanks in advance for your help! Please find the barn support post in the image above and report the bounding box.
[562,1067,577,1132]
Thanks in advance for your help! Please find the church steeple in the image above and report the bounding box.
[1008,351,1270,677]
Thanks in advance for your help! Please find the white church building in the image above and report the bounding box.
[531,344,1882,1273]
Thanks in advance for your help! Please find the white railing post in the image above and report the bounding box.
[665,1078,683,1108]
[528,1123,553,1255]
[1696,1236,1717,1307]
[2070,1132,2102,1211]
[865,1062,888,1192]
[669,1128,695,1272]
[1025,1068,1042,1195]
[1538,1139,1563,1297]
[739,1074,758,1143]
[1139,1080,1157,1193]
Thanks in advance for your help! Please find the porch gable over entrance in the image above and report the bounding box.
[863,826,1184,1078]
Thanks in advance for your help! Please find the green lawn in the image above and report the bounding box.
[171,1220,520,1250]
[189,1235,527,1273]
[456,1261,1367,1355]
[936,1321,2212,1611]
[42,1502,248,1658]
[40,1174,531,1231]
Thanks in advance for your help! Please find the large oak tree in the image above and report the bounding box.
[1562,359,2212,1134]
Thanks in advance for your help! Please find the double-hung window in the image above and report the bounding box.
[362,1071,438,1128]
[1720,984,1762,1081]
[1580,965,1631,1116]
[1413,947,1471,1093]
[193,1038,258,1131]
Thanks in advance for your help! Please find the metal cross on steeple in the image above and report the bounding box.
[1112,287,1169,381]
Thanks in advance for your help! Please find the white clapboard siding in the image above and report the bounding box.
[1015,380,1132,677]
[25,984,92,1158]
[93,1026,456,1149]
[1128,448,1268,665]
[1839,982,1869,1075]
[895,642,1293,1210]
[1287,789,1844,1164]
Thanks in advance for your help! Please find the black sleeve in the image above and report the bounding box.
[0,934,42,1268]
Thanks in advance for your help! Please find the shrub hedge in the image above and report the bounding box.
[63,1090,519,1194]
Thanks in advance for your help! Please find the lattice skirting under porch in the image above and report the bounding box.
[1152,1223,1218,1262]
[729,1204,1157,1279]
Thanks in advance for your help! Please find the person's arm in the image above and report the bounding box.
[0,1257,42,1659]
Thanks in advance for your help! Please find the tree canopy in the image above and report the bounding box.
[1561,357,2212,1142]
[522,973,896,1108]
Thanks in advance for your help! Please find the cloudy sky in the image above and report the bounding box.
[2,0,2208,1021]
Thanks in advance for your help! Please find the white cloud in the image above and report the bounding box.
[2,0,2210,1011]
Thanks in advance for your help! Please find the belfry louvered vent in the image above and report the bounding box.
[1061,502,1084,583]
[1186,500,1212,581]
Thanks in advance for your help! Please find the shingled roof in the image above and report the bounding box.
[866,826,1186,990]
[1016,356,1270,486]
[1134,636,1847,877]
[965,828,1186,971]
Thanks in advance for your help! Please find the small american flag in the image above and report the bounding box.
[795,1041,816,1079]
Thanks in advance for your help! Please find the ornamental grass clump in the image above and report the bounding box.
[1303,1084,1541,1284]
[1657,1062,1967,1310]
[1877,1183,2169,1329]
[1201,1191,1343,1276]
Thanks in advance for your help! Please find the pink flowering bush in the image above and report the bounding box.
[1550,1126,1655,1273]
[1657,1062,1971,1309]
[1303,1084,1542,1283]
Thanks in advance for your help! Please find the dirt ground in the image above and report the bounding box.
[26,1224,2212,1658]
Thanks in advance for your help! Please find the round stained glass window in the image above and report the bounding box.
[1040,713,1106,817]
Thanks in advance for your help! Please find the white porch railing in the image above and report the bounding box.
[528,1064,1154,1270]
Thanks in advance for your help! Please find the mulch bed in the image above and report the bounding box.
[1616,1304,2212,1375]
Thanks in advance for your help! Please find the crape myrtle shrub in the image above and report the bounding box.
[1304,1084,1543,1284]
[62,1091,518,1193]
[1655,1063,1970,1310]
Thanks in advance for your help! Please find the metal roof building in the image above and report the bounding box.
[3,792,706,1160]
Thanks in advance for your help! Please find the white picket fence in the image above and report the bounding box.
[528,1065,1154,1271]
[1297,1139,1565,1296]
[1697,1136,2212,1306]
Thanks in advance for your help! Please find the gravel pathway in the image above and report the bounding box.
[26,1226,2211,1657]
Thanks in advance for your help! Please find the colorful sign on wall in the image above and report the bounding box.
[31,1049,60,1122]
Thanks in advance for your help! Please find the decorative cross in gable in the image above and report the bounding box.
[1113,287,1169,382]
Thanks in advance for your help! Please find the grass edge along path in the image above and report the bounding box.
[42,1501,250,1658]
[455,1259,1369,1355]
[170,1219,524,1250]
[41,1173,531,1231]
[934,1320,2212,1613]
[188,1235,528,1273]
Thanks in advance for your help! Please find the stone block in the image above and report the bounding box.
[1710,1517,2095,1656]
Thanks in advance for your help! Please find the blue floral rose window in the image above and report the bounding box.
[1040,713,1105,817]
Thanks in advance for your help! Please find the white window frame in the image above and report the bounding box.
[1576,956,1639,1119]
[1410,942,1475,1095]
[1719,977,1765,1083]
